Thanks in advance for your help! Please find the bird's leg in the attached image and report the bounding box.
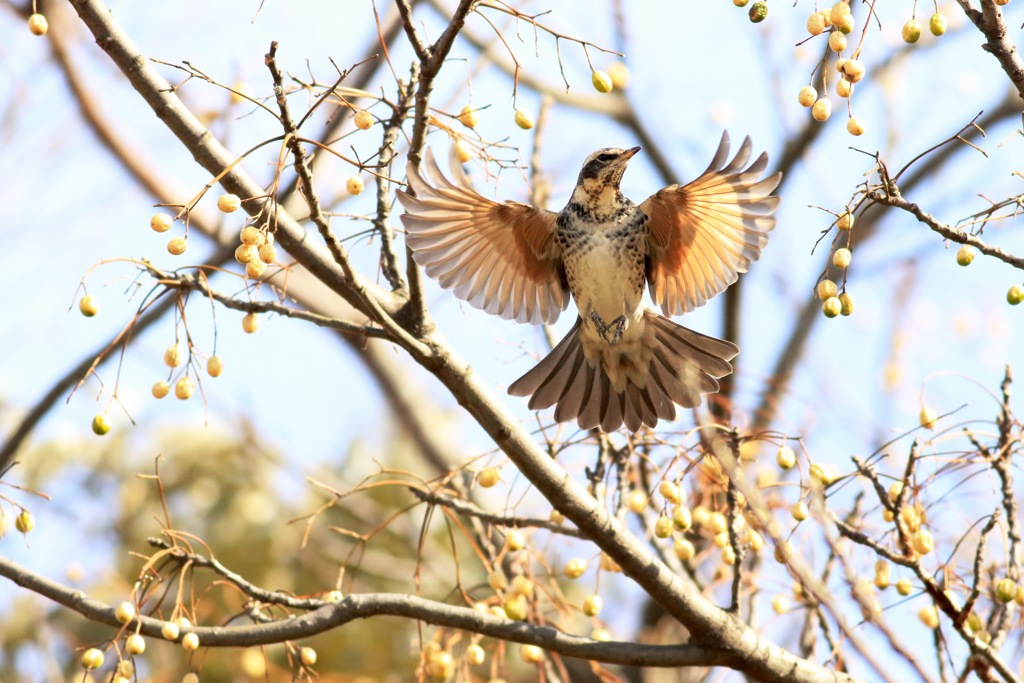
[590,312,627,344]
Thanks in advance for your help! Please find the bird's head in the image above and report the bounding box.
[571,146,641,212]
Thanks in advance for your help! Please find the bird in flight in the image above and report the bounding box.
[396,133,781,432]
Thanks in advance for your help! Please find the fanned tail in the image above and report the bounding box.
[508,312,738,432]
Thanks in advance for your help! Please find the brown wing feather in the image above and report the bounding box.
[397,148,568,325]
[640,132,782,316]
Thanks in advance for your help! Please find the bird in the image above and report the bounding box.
[396,132,781,432]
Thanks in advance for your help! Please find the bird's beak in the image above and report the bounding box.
[620,146,641,160]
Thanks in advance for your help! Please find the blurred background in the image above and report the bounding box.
[0,0,1022,681]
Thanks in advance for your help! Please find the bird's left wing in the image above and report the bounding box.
[639,132,782,316]
[397,148,568,325]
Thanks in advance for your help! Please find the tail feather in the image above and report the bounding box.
[509,312,737,432]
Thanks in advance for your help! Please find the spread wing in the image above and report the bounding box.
[396,148,568,325]
[640,132,782,316]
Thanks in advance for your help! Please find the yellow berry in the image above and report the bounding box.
[812,97,832,122]
[674,538,696,561]
[819,9,833,28]
[150,213,173,233]
[564,558,587,579]
[816,280,838,301]
[918,605,939,629]
[92,413,112,436]
[258,243,277,264]
[791,501,809,521]
[15,510,34,533]
[836,78,853,98]
[1007,284,1024,305]
[837,212,854,231]
[239,226,263,246]
[300,646,317,666]
[217,193,241,213]
[207,355,223,378]
[457,105,479,128]
[465,643,485,665]
[771,594,789,613]
[846,116,865,136]
[487,569,507,590]
[626,489,647,513]
[505,530,526,551]
[806,12,826,35]
[654,515,673,538]
[829,1,851,24]
[828,30,848,52]
[673,505,693,531]
[454,140,474,163]
[164,344,184,368]
[77,294,101,317]
[81,648,105,670]
[822,296,842,318]
[126,633,146,655]
[326,589,344,602]
[903,19,922,43]
[658,479,681,503]
[995,577,1017,603]
[748,1,767,22]
[28,13,48,36]
[930,13,947,36]
[427,651,453,681]
[896,578,913,596]
[115,601,136,623]
[599,552,622,572]
[509,575,534,596]
[582,594,603,616]
[167,237,187,255]
[245,258,266,279]
[478,467,500,488]
[519,644,543,664]
[346,177,365,195]
[809,463,833,486]
[514,109,534,130]
[607,62,630,89]
[591,628,612,642]
[161,621,180,640]
[230,80,251,105]
[242,312,260,333]
[175,376,195,400]
[182,632,200,651]
[774,540,793,563]
[776,445,797,469]
[798,86,817,107]
[838,292,854,316]
[550,509,565,524]
[721,545,737,565]
[152,381,170,399]
[888,481,904,502]
[956,245,975,266]
[235,244,258,264]
[183,674,199,683]
[591,70,613,93]
[833,248,852,268]
[912,528,934,555]
[919,406,937,430]
[353,110,374,130]
[841,59,865,83]
[835,13,855,34]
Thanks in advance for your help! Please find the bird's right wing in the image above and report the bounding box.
[397,148,569,325]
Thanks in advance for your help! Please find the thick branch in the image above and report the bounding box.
[0,554,728,669]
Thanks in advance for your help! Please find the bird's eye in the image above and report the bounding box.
[597,152,616,162]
